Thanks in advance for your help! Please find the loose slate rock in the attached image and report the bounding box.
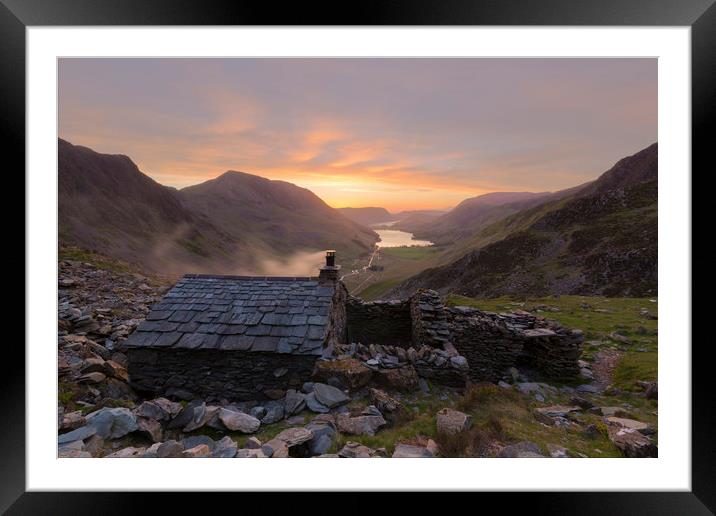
[218,408,261,433]
[436,408,472,435]
[58,425,97,445]
[261,401,285,424]
[392,444,434,458]
[338,441,376,458]
[183,444,211,458]
[210,436,238,458]
[85,407,138,439]
[313,383,350,408]
[156,440,184,458]
[336,414,387,436]
[182,435,216,451]
[275,427,313,447]
[305,392,330,413]
[284,390,306,416]
[497,441,545,458]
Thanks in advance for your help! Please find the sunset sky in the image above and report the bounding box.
[58,58,656,212]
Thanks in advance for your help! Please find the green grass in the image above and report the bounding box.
[613,352,658,391]
[446,294,658,351]
[59,245,137,275]
[380,246,439,260]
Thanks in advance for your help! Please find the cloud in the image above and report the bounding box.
[58,58,657,210]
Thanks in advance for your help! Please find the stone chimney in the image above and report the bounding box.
[318,250,340,283]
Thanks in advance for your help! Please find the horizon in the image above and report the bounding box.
[58,58,656,211]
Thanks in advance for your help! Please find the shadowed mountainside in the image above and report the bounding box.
[59,139,378,274]
[179,172,378,259]
[388,143,658,299]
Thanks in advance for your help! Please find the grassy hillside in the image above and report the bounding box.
[388,144,657,300]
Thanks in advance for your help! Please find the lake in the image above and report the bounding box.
[375,229,434,248]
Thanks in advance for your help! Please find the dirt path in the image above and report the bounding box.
[591,348,624,389]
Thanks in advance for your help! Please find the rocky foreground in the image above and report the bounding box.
[57,253,658,458]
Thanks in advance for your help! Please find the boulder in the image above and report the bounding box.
[85,407,138,439]
[168,400,203,430]
[104,447,145,458]
[306,420,337,456]
[137,417,163,442]
[236,448,268,458]
[305,392,330,414]
[78,372,106,384]
[156,440,184,458]
[607,426,657,458]
[275,427,313,447]
[534,405,581,418]
[137,398,181,421]
[312,383,350,408]
[336,414,387,436]
[497,441,545,458]
[59,410,86,432]
[338,441,377,458]
[182,435,216,451]
[436,408,472,435]
[368,388,406,426]
[210,436,238,458]
[83,435,105,457]
[261,401,285,424]
[58,449,93,458]
[605,417,652,433]
[374,365,420,392]
[183,444,211,458]
[261,438,289,458]
[218,408,261,433]
[183,404,218,432]
[58,425,97,445]
[284,390,306,416]
[312,358,373,390]
[245,437,263,450]
[392,444,434,458]
[136,400,166,421]
[249,406,267,420]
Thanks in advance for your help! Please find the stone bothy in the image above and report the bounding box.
[124,253,347,401]
[124,252,582,402]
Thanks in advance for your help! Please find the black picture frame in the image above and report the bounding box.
[4,0,711,513]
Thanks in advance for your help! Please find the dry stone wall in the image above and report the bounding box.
[410,290,453,349]
[446,306,583,382]
[345,296,413,347]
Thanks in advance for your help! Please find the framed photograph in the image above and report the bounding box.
[6,0,711,512]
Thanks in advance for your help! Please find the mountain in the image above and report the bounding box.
[58,139,240,274]
[59,139,378,274]
[179,172,378,260]
[398,191,564,245]
[388,143,658,299]
[337,207,394,226]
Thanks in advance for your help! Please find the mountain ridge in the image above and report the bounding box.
[59,139,378,274]
[387,143,658,299]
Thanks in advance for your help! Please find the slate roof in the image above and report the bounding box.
[123,274,336,356]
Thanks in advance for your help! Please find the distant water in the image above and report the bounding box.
[375,229,433,248]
